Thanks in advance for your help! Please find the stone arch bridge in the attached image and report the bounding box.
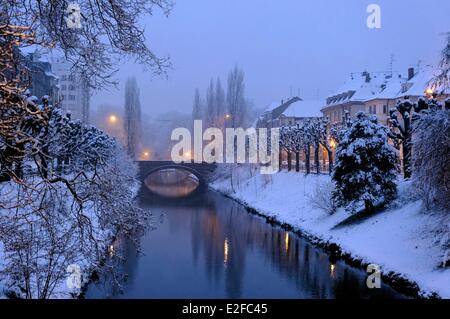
[137,161,218,187]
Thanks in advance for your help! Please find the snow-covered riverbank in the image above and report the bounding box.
[211,170,450,298]
[0,178,142,299]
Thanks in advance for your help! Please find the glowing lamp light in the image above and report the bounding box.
[225,114,231,119]
[108,114,118,124]
[184,151,191,158]
[329,139,336,148]
[108,245,115,257]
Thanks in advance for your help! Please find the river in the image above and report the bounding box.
[86,173,405,299]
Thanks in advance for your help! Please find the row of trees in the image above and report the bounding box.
[277,97,449,214]
[279,117,334,174]
[279,98,450,181]
[192,65,253,129]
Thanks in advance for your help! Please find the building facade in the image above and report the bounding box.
[49,56,90,123]
[323,67,450,126]
[22,52,59,104]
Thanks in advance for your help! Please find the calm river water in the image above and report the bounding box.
[86,176,405,299]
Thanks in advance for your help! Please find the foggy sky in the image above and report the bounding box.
[91,0,450,117]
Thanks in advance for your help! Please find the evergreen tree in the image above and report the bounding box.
[332,112,398,213]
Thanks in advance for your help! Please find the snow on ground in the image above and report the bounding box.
[211,169,450,298]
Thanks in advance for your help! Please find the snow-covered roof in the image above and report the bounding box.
[263,101,282,113]
[281,99,323,118]
[325,67,450,107]
[396,66,450,97]
[325,72,384,106]
[376,75,405,99]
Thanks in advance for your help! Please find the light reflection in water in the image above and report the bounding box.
[86,188,407,299]
[224,238,229,266]
[330,264,336,279]
[144,168,199,198]
[284,232,289,253]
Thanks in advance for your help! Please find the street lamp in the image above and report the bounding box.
[329,138,336,149]
[225,114,231,119]
[425,88,434,99]
[141,150,151,160]
[108,114,118,125]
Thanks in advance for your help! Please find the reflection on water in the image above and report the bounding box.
[144,168,200,198]
[86,185,406,299]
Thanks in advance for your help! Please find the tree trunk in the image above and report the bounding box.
[403,135,412,179]
[287,152,292,171]
[305,145,310,175]
[403,115,411,179]
[327,148,333,175]
[279,149,282,172]
[315,143,320,174]
[364,199,374,214]
[14,143,25,179]
[295,152,300,172]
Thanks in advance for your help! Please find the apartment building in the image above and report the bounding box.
[49,56,90,123]
[323,67,450,126]
[22,52,59,104]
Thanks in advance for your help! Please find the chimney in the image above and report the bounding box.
[362,71,371,83]
[281,99,284,105]
[408,67,415,80]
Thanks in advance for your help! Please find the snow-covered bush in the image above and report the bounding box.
[412,108,450,212]
[332,112,398,213]
[308,179,336,215]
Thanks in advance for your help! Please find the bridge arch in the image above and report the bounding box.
[143,164,206,188]
[137,161,217,190]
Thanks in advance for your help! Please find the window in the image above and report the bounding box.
[68,74,75,81]
[61,85,67,90]
[61,75,67,81]
[68,85,75,91]
[68,95,76,101]
[383,105,388,114]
